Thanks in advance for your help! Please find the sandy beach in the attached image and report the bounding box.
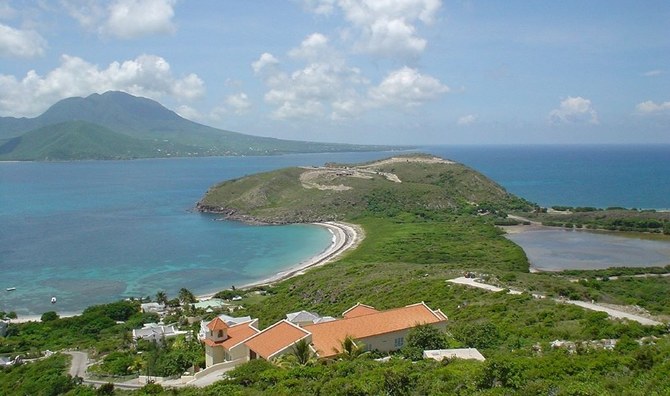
[197,221,364,299]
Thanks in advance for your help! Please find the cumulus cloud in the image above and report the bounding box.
[635,100,670,115]
[288,33,330,61]
[62,0,176,39]
[303,0,441,59]
[252,35,368,120]
[251,52,280,75]
[368,66,449,107]
[225,93,252,115]
[0,23,46,58]
[0,54,204,117]
[457,114,477,125]
[549,96,599,125]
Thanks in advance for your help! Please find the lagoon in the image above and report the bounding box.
[506,227,670,271]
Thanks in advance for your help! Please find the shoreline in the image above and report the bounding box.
[197,221,364,300]
[7,222,363,322]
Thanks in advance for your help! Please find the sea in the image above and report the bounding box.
[1,145,669,315]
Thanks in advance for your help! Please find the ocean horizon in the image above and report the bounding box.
[1,144,669,315]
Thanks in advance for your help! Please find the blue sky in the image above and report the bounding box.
[0,0,668,144]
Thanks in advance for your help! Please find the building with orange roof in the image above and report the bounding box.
[244,320,312,360]
[303,302,447,358]
[203,317,260,367]
[201,302,447,368]
[342,303,379,318]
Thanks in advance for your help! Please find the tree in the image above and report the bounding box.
[178,288,196,306]
[291,338,314,365]
[155,291,168,305]
[41,311,59,322]
[334,336,367,360]
[406,324,448,350]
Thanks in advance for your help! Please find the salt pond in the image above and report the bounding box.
[506,227,670,271]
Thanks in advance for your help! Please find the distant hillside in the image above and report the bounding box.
[0,120,191,160]
[0,91,403,160]
[197,154,535,223]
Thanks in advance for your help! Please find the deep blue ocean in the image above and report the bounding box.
[1,145,669,315]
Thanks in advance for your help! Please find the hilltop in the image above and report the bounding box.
[0,91,402,160]
[197,154,535,223]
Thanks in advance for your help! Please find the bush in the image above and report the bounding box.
[41,311,59,322]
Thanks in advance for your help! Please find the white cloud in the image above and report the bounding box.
[0,23,46,58]
[457,114,477,125]
[635,100,670,115]
[104,0,176,39]
[304,0,442,59]
[263,61,365,120]
[548,96,599,125]
[0,54,204,117]
[62,0,176,39]
[251,52,280,75]
[225,93,252,115]
[643,70,663,77]
[368,66,449,107]
[289,33,330,61]
[175,104,201,120]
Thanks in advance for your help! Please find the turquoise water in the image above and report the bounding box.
[0,152,397,315]
[1,145,669,315]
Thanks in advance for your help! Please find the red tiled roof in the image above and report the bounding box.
[304,302,447,358]
[244,320,311,360]
[207,317,229,331]
[204,321,259,349]
[342,303,379,318]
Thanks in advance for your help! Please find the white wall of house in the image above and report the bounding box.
[205,344,225,367]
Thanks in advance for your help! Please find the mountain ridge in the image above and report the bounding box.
[0,91,405,160]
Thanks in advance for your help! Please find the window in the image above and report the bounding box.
[218,330,223,338]
[394,337,404,348]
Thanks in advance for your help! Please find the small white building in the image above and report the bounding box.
[286,310,321,326]
[132,323,187,343]
[423,348,486,362]
[140,302,166,314]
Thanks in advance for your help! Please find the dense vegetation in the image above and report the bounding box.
[198,155,535,223]
[527,207,670,235]
[0,91,400,160]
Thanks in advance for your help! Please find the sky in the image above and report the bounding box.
[0,0,668,145]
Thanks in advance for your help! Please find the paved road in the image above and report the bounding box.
[64,351,88,378]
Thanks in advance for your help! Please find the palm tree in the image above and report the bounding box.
[178,288,196,305]
[334,335,368,360]
[155,291,168,305]
[291,338,314,365]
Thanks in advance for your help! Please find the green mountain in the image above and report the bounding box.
[197,154,535,223]
[0,120,197,160]
[0,91,403,160]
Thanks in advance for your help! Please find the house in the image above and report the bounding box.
[132,323,187,343]
[244,320,312,361]
[203,317,260,367]
[286,310,321,326]
[140,302,165,314]
[192,298,228,311]
[198,314,257,341]
[201,301,447,367]
[303,302,448,358]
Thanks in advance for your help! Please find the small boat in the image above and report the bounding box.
[51,296,57,304]
[6,287,16,291]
